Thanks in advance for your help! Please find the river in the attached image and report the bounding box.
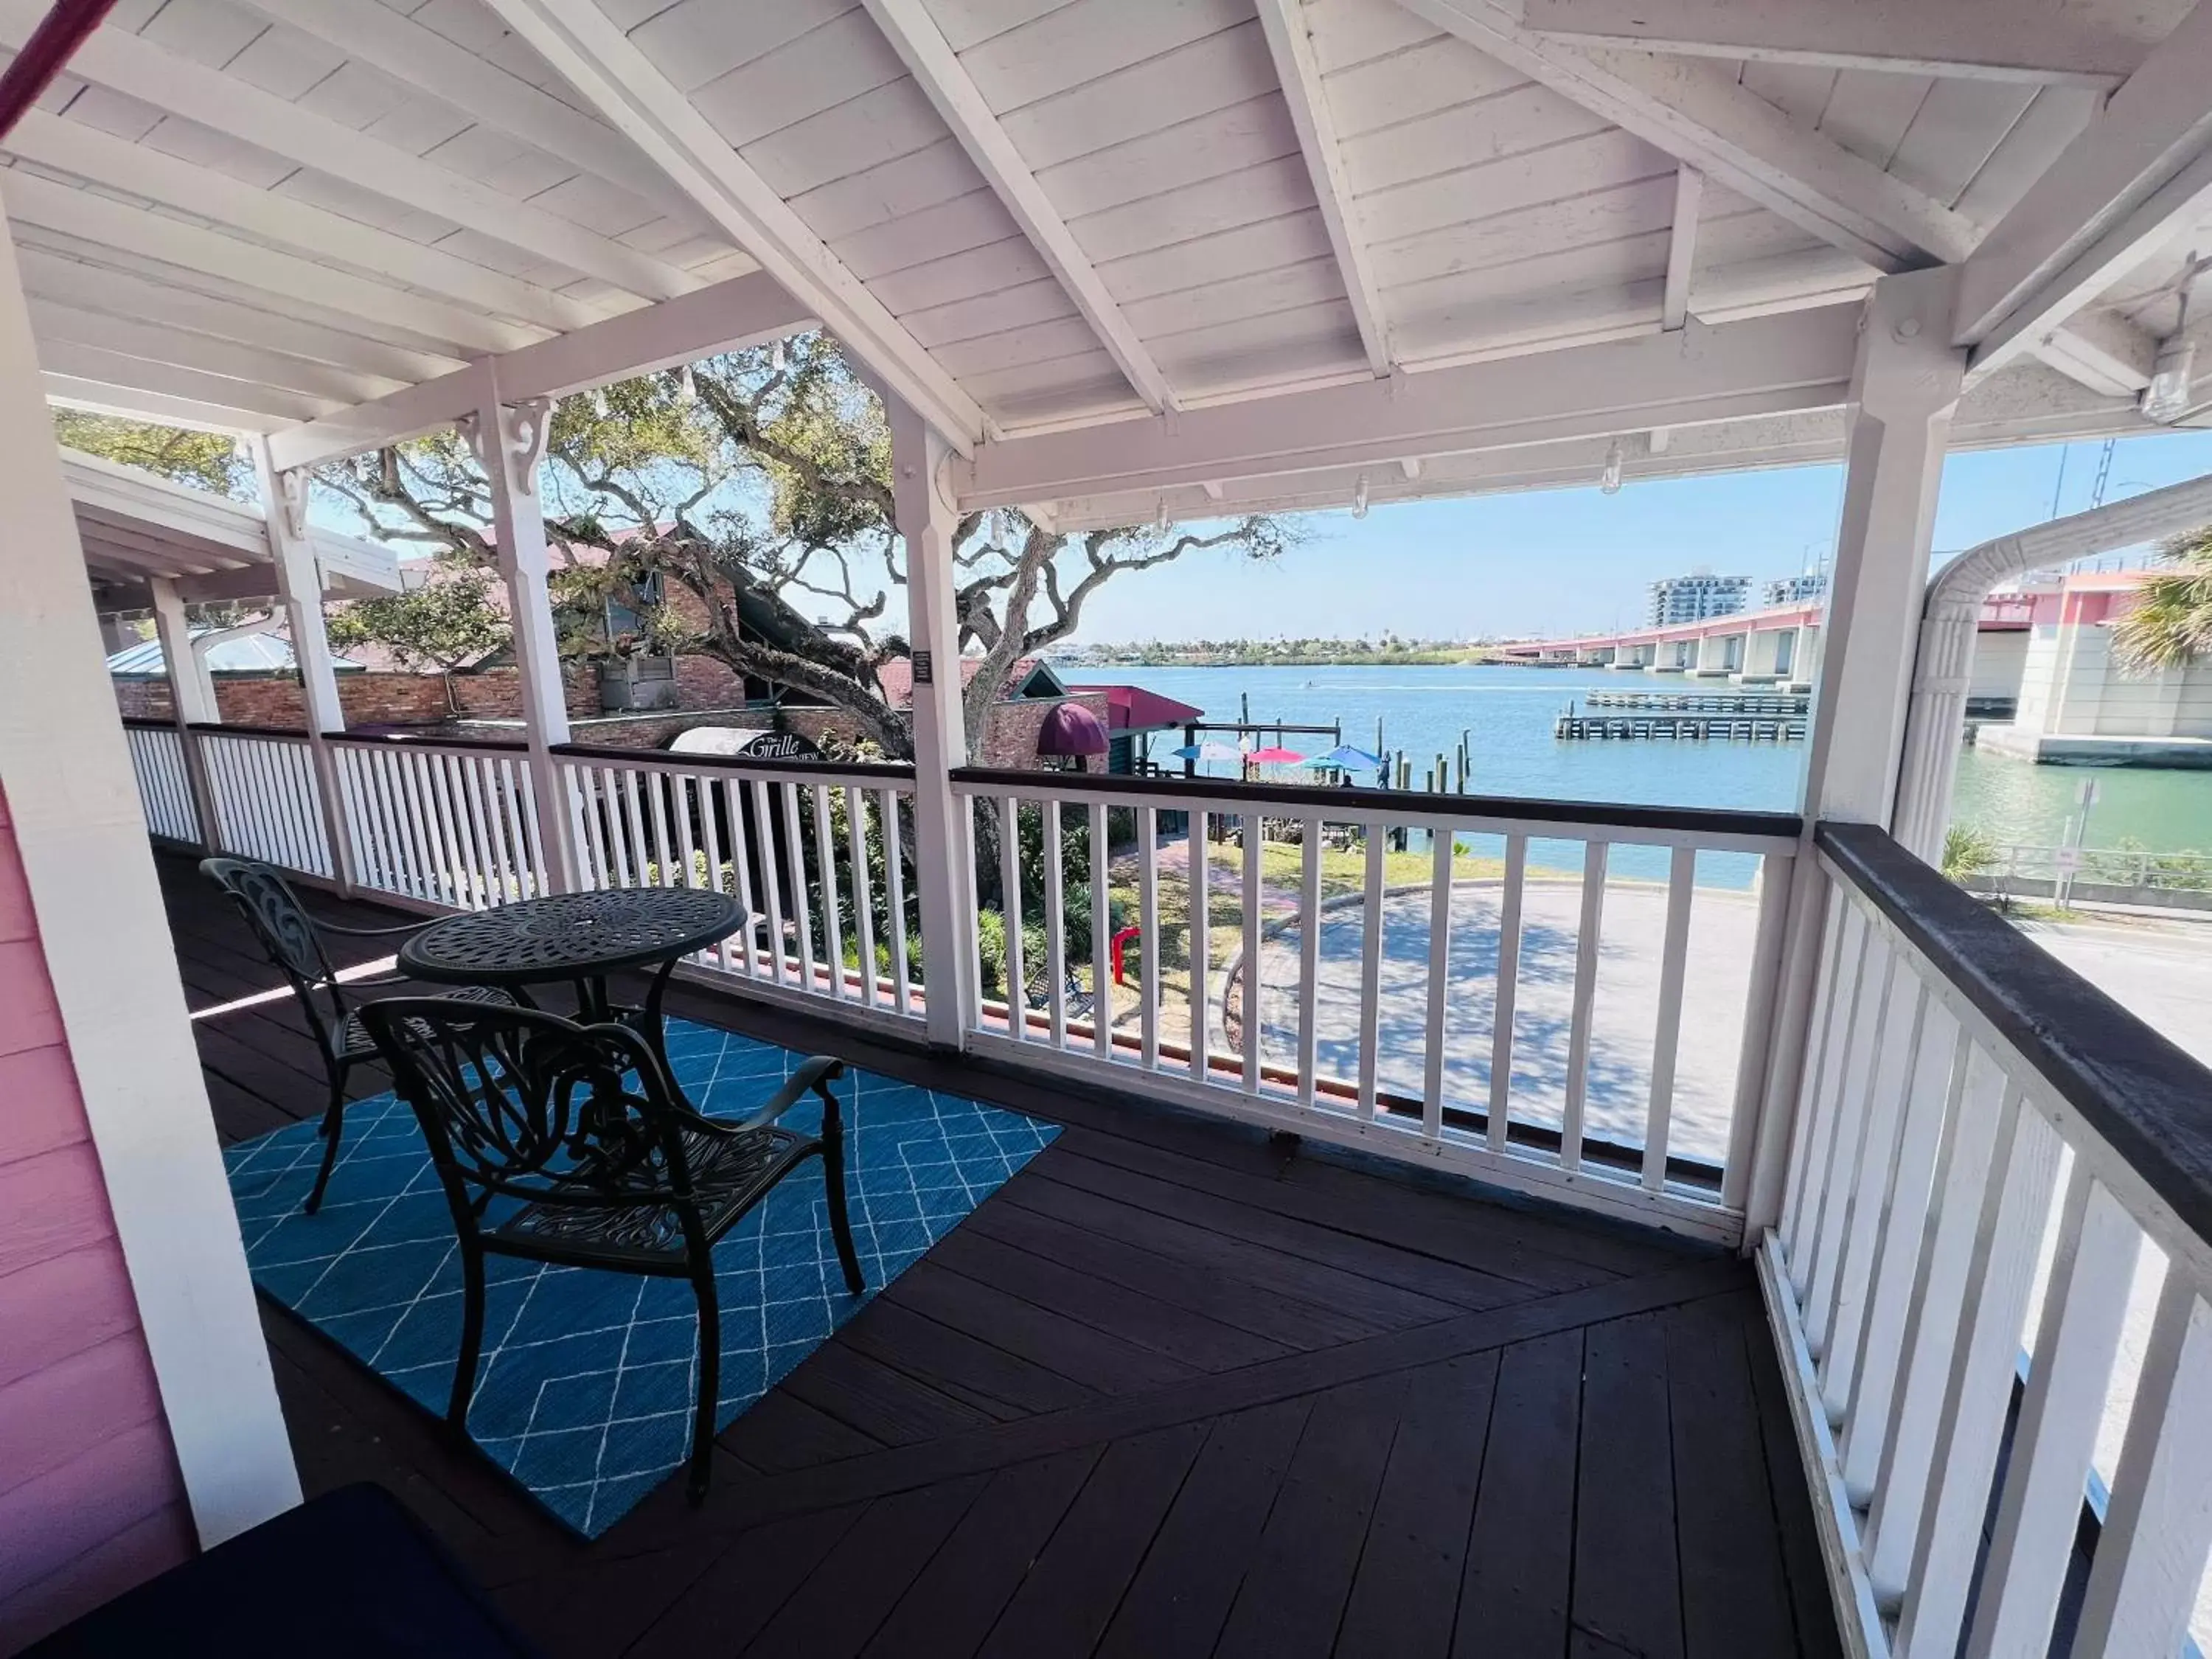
[1100,663,2212,864]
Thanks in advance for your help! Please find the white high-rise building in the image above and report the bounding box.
[1762,571,1830,608]
[1647,568,1750,627]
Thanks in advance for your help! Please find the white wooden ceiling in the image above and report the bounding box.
[9,0,2212,510]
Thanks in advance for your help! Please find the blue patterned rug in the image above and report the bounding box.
[223,1018,1057,1536]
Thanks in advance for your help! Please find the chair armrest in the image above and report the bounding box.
[687,1055,846,1135]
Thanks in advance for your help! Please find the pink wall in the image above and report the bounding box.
[0,782,192,1652]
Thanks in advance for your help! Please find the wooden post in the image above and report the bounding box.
[1745,268,1965,1241]
[465,380,577,894]
[147,575,219,851]
[887,394,980,1049]
[251,437,355,893]
[0,192,300,1542]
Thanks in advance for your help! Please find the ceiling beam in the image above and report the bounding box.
[226,0,706,226]
[859,0,1178,411]
[27,298,403,403]
[4,111,606,335]
[266,268,816,471]
[1396,0,1977,271]
[479,0,989,451]
[2031,309,2160,394]
[1662,166,1703,330]
[1253,0,1389,375]
[45,372,288,432]
[1955,1,2212,375]
[1518,0,2147,86]
[956,302,1862,511]
[13,247,466,384]
[35,337,333,421]
[1,10,699,303]
[0,170,533,356]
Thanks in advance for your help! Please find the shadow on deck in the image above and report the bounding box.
[158,852,1842,1659]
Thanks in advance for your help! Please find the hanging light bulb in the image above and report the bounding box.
[1155,496,1170,529]
[771,338,788,374]
[1352,474,1369,519]
[1599,438,1626,494]
[591,386,611,419]
[675,364,698,405]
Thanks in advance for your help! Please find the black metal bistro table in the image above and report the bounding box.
[397,887,747,1049]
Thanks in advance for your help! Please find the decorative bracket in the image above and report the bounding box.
[276,465,311,543]
[459,397,554,501]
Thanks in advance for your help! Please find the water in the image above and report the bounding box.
[1105,662,2212,858]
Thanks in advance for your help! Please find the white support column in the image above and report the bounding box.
[887,395,980,1048]
[148,574,220,850]
[1745,269,1964,1241]
[465,380,576,893]
[251,437,355,891]
[0,195,299,1540]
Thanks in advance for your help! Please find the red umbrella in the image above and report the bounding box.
[1246,746,1309,765]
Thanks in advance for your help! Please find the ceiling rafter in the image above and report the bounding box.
[4,111,606,335]
[0,12,700,304]
[1252,0,1390,375]
[0,169,532,355]
[27,296,403,403]
[1662,166,1703,331]
[479,0,990,451]
[1517,0,2146,86]
[1394,0,1974,273]
[858,0,1178,412]
[38,337,334,421]
[227,0,708,226]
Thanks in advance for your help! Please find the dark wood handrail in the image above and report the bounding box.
[327,730,529,755]
[1818,820,2212,1248]
[952,765,1805,841]
[185,720,316,741]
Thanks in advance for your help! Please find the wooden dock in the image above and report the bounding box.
[1582,690,1809,714]
[1555,712,1806,742]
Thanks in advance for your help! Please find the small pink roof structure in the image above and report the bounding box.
[876,655,1060,708]
[1064,682,1203,734]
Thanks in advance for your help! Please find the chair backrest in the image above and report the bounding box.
[206,863,343,1009]
[359,998,703,1237]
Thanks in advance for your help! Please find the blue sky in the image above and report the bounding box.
[1067,430,2212,644]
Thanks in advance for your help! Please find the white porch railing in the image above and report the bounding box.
[195,723,333,880]
[1761,821,2212,1659]
[120,718,200,845]
[331,734,549,909]
[950,766,1801,1244]
[553,743,924,1031]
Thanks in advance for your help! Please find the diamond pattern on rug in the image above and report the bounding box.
[223,1018,1058,1537]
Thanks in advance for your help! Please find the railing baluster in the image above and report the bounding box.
[618,768,649,886]
[1838,1013,1962,1505]
[1189,809,1208,1080]
[1806,944,1899,1348]
[647,769,675,887]
[1888,1088,2061,1659]
[1488,832,1526,1154]
[1356,825,1385,1119]
[1138,805,1159,1070]
[673,773,700,891]
[1090,800,1110,1061]
[1241,816,1261,1093]
[1296,818,1321,1108]
[723,779,757,978]
[1783,889,1860,1262]
[813,784,845,1000]
[394,750,442,904]
[697,776,731,970]
[433,753,479,908]
[1000,793,1025,1042]
[1721,849,1796,1210]
[1422,831,1453,1141]
[576,765,613,891]
[1641,845,1697,1189]
[472,759,512,905]
[1042,798,1065,1046]
[1559,840,1610,1173]
[2069,1274,2212,1653]
[1961,1174,2140,1658]
[847,785,877,1008]
[781,781,815,993]
[885,787,911,1012]
[751,779,785,984]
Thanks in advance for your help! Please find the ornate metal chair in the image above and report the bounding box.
[357,998,865,1506]
[200,858,511,1214]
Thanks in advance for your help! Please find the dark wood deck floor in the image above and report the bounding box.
[160,853,1841,1659]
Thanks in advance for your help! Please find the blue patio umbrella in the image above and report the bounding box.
[1315,744,1384,771]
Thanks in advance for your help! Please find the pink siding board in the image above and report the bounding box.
[0,1246,143,1393]
[0,786,191,1653]
[0,1501,193,1652]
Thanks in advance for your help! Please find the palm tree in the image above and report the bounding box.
[2112,526,2212,672]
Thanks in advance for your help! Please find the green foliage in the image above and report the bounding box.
[55,412,252,498]
[326,556,509,672]
[2113,526,2212,672]
[1941,823,2001,885]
